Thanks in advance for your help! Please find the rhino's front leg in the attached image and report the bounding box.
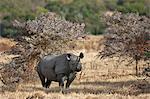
[57,74,67,94]
[66,72,76,89]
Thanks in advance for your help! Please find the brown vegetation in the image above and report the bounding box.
[0,36,150,99]
[99,12,150,75]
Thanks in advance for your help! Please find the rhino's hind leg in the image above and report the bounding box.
[45,79,51,88]
[37,70,46,87]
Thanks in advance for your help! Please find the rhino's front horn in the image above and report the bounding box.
[79,52,84,59]
[66,54,71,61]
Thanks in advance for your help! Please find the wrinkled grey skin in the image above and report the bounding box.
[37,52,84,93]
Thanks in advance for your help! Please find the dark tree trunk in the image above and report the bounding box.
[135,55,139,76]
[135,59,138,76]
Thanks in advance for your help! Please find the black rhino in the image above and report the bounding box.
[37,52,84,93]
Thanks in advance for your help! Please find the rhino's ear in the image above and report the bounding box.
[66,54,71,61]
[79,52,84,59]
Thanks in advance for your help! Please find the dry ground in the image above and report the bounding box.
[0,36,150,99]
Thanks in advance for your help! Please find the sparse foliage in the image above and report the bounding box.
[99,12,150,75]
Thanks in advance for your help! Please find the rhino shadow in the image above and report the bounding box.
[75,80,150,95]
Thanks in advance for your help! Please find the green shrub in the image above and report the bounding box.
[0,0,149,36]
[2,28,18,37]
[46,0,106,35]
[0,0,45,37]
[145,52,150,58]
[36,6,49,15]
[117,0,149,15]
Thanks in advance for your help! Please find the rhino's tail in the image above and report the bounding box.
[36,61,43,75]
[36,61,46,87]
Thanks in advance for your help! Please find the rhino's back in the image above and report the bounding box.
[40,55,57,69]
[37,54,70,81]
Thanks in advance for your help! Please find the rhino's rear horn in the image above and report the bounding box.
[79,52,84,59]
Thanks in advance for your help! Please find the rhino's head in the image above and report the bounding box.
[66,52,84,72]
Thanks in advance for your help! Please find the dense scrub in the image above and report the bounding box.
[0,0,149,36]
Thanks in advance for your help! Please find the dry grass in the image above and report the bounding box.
[0,36,150,99]
[69,35,104,52]
[0,75,150,99]
[0,38,18,64]
[0,54,17,64]
[0,38,16,52]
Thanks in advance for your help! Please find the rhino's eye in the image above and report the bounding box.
[71,63,75,65]
[70,62,76,65]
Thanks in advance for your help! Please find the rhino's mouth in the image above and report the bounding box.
[76,64,82,72]
[76,68,81,72]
